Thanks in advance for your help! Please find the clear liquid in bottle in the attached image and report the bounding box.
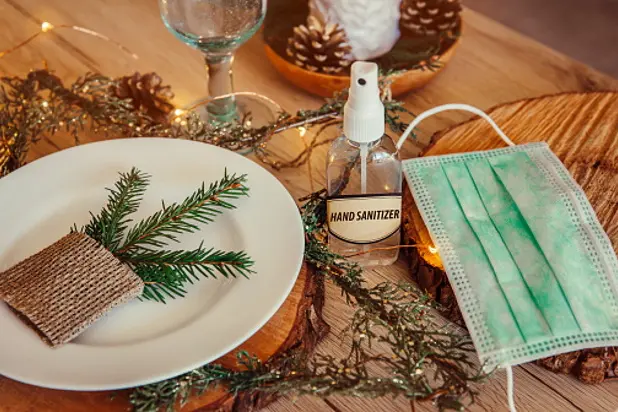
[326,135,402,266]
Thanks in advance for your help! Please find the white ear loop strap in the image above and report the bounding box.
[397,102,517,411]
[395,103,516,151]
[506,365,517,412]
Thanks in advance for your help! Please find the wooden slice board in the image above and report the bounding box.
[264,37,461,98]
[0,262,328,411]
[402,91,618,384]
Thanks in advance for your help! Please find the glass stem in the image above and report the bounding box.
[205,53,236,120]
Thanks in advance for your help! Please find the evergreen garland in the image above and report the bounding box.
[0,69,415,177]
[129,191,487,411]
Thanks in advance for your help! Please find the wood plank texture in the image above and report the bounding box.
[0,0,617,411]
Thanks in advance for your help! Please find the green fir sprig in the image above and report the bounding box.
[80,167,150,251]
[76,168,253,303]
[116,173,248,253]
[126,246,254,302]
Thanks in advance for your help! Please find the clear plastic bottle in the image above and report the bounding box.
[326,62,402,266]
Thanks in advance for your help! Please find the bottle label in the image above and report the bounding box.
[327,194,402,244]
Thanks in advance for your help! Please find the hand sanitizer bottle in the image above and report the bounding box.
[326,62,402,266]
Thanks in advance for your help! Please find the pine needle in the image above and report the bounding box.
[123,244,255,303]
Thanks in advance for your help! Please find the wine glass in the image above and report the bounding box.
[159,0,278,134]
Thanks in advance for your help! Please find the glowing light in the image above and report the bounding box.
[428,245,438,254]
[1,21,139,62]
[173,108,184,116]
[298,126,307,137]
[41,22,54,32]
[41,101,49,107]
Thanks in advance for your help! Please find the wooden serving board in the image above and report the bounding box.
[0,263,328,411]
[402,91,618,384]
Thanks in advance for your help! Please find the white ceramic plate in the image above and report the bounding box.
[0,138,304,390]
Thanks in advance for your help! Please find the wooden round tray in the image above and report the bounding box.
[264,37,461,98]
[263,0,462,98]
[0,263,328,411]
[402,91,618,384]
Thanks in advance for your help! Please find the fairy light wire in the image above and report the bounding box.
[0,21,139,60]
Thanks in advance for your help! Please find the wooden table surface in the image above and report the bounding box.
[1,0,618,411]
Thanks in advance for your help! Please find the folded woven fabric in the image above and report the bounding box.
[0,232,144,347]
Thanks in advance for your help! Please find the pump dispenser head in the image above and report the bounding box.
[344,61,385,143]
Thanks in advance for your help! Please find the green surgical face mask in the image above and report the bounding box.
[398,105,618,373]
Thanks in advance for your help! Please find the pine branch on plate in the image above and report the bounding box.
[124,245,254,303]
[79,167,150,252]
[75,168,252,303]
[116,171,249,253]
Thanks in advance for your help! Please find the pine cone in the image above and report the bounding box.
[577,348,618,384]
[578,353,608,384]
[286,16,352,74]
[400,0,462,36]
[113,72,174,124]
[536,347,618,384]
[537,351,581,375]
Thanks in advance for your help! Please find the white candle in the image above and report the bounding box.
[309,0,402,60]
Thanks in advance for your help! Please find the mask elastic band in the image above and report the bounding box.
[395,103,516,151]
[506,364,517,412]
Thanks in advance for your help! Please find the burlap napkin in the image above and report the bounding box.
[0,232,144,346]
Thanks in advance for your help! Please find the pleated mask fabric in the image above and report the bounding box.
[398,105,618,371]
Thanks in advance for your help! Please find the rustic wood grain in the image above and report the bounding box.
[0,0,617,410]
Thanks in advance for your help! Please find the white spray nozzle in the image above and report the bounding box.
[344,62,385,144]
